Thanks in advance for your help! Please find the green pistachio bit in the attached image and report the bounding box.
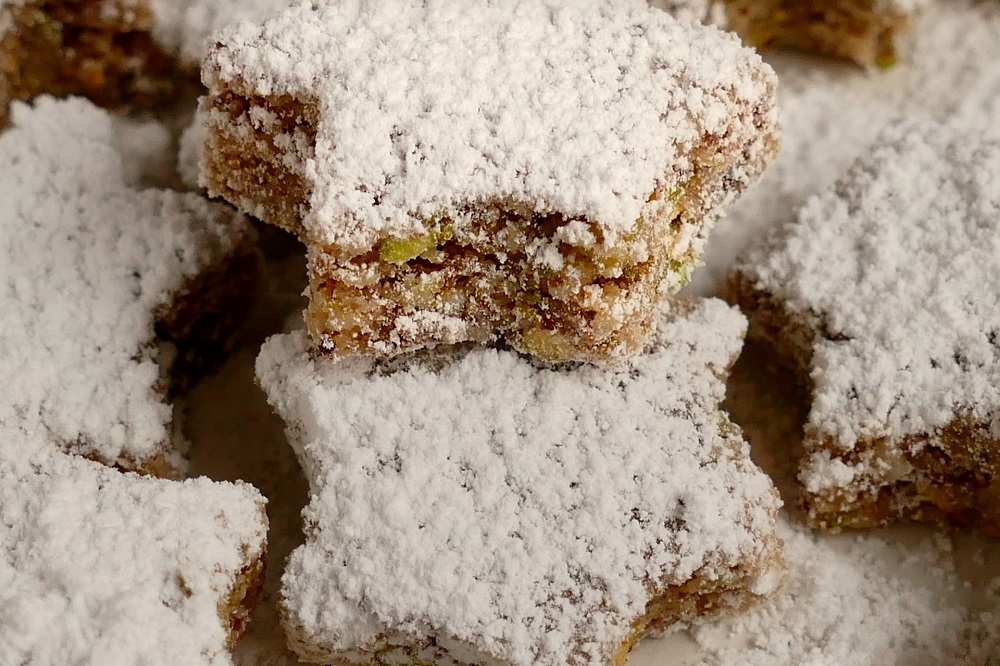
[379,234,437,263]
[379,223,453,264]
[874,50,897,70]
[747,24,779,49]
[520,328,578,361]
[670,256,695,287]
[718,414,742,439]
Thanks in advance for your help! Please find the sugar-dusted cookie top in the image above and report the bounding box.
[0,96,252,473]
[204,0,777,253]
[733,118,1000,486]
[257,298,782,665]
[0,428,267,666]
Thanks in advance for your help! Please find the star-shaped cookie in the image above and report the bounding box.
[257,297,783,666]
[1,95,258,475]
[730,117,1000,533]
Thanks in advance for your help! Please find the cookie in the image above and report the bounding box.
[257,297,783,666]
[0,95,259,476]
[729,117,1000,533]
[200,0,779,363]
[0,429,267,665]
[718,0,926,67]
[0,0,286,119]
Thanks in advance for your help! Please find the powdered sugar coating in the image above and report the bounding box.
[649,0,724,26]
[0,428,267,666]
[204,0,776,254]
[0,95,252,471]
[257,298,782,665]
[691,519,986,665]
[143,0,288,64]
[733,118,1000,488]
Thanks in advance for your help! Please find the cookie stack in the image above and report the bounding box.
[196,0,786,663]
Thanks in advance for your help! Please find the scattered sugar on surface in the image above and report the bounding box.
[0,428,267,666]
[204,0,775,253]
[0,95,250,470]
[227,0,1000,660]
[688,519,996,666]
[257,299,781,665]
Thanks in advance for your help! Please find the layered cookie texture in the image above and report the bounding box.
[718,0,926,68]
[0,0,286,119]
[257,298,783,666]
[0,430,267,666]
[729,118,1000,534]
[0,95,259,476]
[201,0,779,363]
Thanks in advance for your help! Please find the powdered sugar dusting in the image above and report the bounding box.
[0,428,266,666]
[688,0,1000,294]
[179,113,209,189]
[736,117,1000,457]
[0,95,252,471]
[204,0,775,252]
[648,0,724,26]
[145,0,289,65]
[690,518,993,665]
[257,298,781,665]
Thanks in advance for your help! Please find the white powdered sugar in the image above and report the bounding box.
[689,518,996,665]
[204,0,776,253]
[0,428,267,666]
[143,0,289,65]
[688,0,1000,295]
[0,95,251,471]
[735,118,1000,463]
[648,0,724,26]
[179,113,209,189]
[257,298,782,665]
